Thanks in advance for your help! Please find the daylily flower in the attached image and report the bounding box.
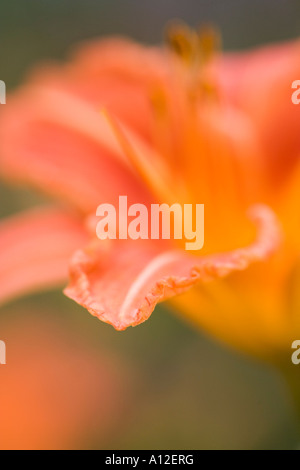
[0,25,298,361]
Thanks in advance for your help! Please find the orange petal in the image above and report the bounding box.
[0,86,154,213]
[64,205,281,330]
[67,37,168,141]
[0,207,88,305]
[101,108,176,204]
[217,40,300,186]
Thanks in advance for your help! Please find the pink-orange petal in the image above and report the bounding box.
[0,207,88,305]
[64,204,281,330]
[26,38,168,144]
[217,40,300,186]
[0,86,154,214]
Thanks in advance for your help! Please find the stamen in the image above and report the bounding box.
[165,22,221,104]
[149,85,174,164]
[165,22,198,66]
[197,25,221,65]
[149,86,169,121]
[165,21,221,68]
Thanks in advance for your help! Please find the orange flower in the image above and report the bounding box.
[1,26,298,359]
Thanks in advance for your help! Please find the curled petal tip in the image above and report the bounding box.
[64,204,281,330]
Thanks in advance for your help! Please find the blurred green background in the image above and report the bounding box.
[0,0,300,450]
